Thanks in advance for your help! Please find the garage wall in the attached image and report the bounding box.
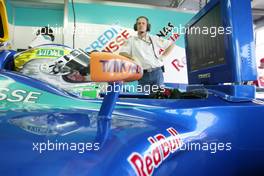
[6,0,13,24]
[5,1,64,50]
[66,2,193,49]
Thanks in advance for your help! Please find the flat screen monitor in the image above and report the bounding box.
[185,0,256,85]
[187,4,225,72]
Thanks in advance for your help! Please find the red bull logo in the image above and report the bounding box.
[128,127,182,176]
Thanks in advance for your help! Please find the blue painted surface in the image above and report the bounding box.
[98,83,121,118]
[1,76,264,175]
[1,51,264,175]
[0,50,16,70]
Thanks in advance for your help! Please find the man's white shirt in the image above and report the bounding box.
[120,34,173,70]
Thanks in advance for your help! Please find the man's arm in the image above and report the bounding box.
[161,44,175,58]
[119,52,142,67]
[119,52,134,60]
[154,36,175,59]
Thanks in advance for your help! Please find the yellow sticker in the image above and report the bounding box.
[14,48,70,70]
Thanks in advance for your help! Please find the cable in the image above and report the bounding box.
[71,0,76,49]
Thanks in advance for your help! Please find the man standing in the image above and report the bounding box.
[119,16,175,89]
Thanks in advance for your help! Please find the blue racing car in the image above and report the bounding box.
[1,0,264,176]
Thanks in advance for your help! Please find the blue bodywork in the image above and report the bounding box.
[1,0,264,175]
[1,70,264,176]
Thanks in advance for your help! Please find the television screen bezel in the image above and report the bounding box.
[185,0,256,85]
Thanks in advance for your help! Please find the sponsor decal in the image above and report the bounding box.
[198,73,211,79]
[172,59,184,72]
[168,33,180,42]
[103,30,130,53]
[156,22,174,38]
[85,27,119,52]
[128,127,182,176]
[37,49,64,57]
[0,88,41,103]
[156,22,180,44]
[100,59,141,74]
[14,47,70,70]
[9,118,55,135]
[85,27,130,53]
[257,58,264,87]
[90,52,142,82]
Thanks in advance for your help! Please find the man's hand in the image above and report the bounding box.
[119,52,142,67]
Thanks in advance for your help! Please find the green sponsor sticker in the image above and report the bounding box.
[37,49,64,57]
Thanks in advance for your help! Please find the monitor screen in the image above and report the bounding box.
[186,4,225,72]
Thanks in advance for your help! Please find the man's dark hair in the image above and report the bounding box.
[134,16,151,32]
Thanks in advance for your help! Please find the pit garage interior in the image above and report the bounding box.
[1,0,264,176]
